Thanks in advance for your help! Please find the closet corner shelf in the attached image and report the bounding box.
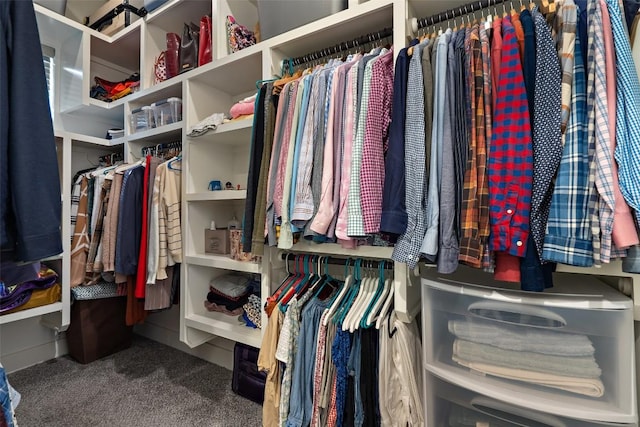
[127,121,183,143]
[0,302,63,325]
[88,96,128,110]
[185,190,247,201]
[187,119,253,145]
[185,312,262,348]
[130,77,184,106]
[185,254,261,274]
[287,242,394,260]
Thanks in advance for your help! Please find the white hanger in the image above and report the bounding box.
[349,264,379,332]
[344,267,371,332]
[342,270,367,332]
[375,281,395,330]
[322,262,353,327]
[366,277,392,328]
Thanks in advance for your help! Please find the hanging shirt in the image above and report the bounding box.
[600,0,639,251]
[543,34,594,266]
[266,84,293,246]
[258,311,284,427]
[335,63,359,245]
[488,16,533,259]
[438,32,459,275]
[348,50,384,238]
[380,42,417,238]
[608,0,640,229]
[557,0,578,134]
[491,17,503,112]
[392,39,431,269]
[361,49,394,235]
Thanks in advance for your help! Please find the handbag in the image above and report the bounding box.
[179,22,200,74]
[226,15,256,54]
[153,51,167,85]
[166,32,181,79]
[198,15,213,66]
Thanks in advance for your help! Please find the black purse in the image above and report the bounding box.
[179,22,200,74]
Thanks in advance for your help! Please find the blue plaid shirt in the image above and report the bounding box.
[543,34,595,266]
[608,0,640,227]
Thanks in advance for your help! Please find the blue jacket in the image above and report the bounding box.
[0,0,62,262]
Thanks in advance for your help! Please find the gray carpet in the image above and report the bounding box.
[8,335,263,427]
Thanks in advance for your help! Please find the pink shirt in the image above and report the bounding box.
[601,0,639,250]
[361,49,394,234]
[335,62,359,243]
[273,81,299,219]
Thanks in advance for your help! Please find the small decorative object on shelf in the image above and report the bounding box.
[205,221,230,255]
[208,180,222,191]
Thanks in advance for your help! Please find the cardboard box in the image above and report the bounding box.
[205,229,230,254]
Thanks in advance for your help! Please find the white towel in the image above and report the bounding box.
[452,355,605,397]
[448,319,595,356]
[453,339,602,378]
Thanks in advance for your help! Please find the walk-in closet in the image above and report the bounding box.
[2,0,640,425]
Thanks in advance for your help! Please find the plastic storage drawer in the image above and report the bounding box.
[424,372,636,427]
[421,272,636,424]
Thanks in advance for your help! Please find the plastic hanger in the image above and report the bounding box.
[343,262,371,332]
[366,278,392,328]
[349,261,379,332]
[323,259,354,326]
[167,154,181,171]
[361,262,388,328]
[336,260,362,328]
[274,255,302,306]
[375,280,395,330]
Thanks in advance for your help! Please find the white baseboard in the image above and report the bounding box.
[2,336,68,374]
[135,319,235,371]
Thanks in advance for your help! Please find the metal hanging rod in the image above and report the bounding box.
[416,0,510,30]
[288,27,393,68]
[140,140,182,157]
[281,253,394,270]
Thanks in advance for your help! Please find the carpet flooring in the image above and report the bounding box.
[7,335,263,427]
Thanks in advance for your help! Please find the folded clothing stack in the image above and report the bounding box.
[1,264,60,314]
[228,94,256,120]
[90,73,140,102]
[205,273,260,319]
[448,319,604,397]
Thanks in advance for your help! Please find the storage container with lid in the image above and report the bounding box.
[421,268,636,424]
[151,97,182,127]
[129,105,154,134]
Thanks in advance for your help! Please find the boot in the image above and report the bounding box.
[165,32,181,79]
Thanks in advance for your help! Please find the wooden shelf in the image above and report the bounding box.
[185,312,261,348]
[0,303,63,325]
[186,190,247,201]
[185,254,261,274]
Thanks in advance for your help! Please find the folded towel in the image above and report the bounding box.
[452,356,605,397]
[453,339,602,379]
[187,112,225,137]
[448,319,595,357]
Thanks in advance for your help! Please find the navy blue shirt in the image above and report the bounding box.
[380,41,418,238]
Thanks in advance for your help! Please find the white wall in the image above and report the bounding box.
[0,319,67,374]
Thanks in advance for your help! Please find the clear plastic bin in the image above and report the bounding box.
[151,97,182,127]
[129,106,154,134]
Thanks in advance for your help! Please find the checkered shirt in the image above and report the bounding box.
[543,35,595,266]
[488,16,533,257]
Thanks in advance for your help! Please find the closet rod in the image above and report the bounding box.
[280,253,394,270]
[416,0,509,30]
[289,26,393,67]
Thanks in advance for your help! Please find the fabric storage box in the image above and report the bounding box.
[129,106,154,133]
[151,97,182,127]
[424,372,637,427]
[421,270,636,424]
[232,343,266,404]
[257,0,347,40]
[66,296,133,364]
[88,0,143,36]
[205,228,230,254]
